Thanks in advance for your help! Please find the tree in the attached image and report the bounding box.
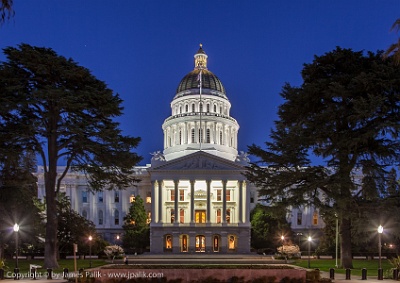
[250,204,292,252]
[0,44,142,268]
[56,193,98,257]
[0,151,40,259]
[246,47,400,268]
[383,19,400,65]
[122,195,149,253]
[0,0,13,24]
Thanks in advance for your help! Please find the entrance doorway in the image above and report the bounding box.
[195,235,206,252]
[195,210,206,223]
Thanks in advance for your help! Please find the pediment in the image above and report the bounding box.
[150,151,244,172]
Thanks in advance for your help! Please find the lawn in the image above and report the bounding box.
[292,259,394,277]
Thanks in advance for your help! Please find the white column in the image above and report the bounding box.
[174,180,179,225]
[158,180,163,223]
[222,180,227,224]
[151,181,156,224]
[238,180,243,223]
[206,180,211,223]
[190,180,195,223]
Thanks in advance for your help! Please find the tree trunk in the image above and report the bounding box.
[340,217,353,268]
[43,169,59,268]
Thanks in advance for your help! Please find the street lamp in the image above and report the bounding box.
[281,235,284,259]
[307,236,312,268]
[88,235,93,268]
[13,224,19,280]
[116,235,120,246]
[378,225,383,280]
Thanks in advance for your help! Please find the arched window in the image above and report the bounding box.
[185,104,188,112]
[220,106,222,114]
[181,235,188,252]
[214,104,217,113]
[226,209,231,223]
[313,211,318,225]
[179,106,182,114]
[171,209,175,223]
[199,103,203,113]
[180,209,185,223]
[98,210,103,225]
[216,209,221,224]
[213,235,220,252]
[114,209,119,225]
[165,234,172,250]
[191,129,195,143]
[228,235,236,250]
[192,103,195,112]
[206,129,210,143]
[206,104,210,112]
[220,131,223,145]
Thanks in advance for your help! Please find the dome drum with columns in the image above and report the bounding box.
[162,44,240,162]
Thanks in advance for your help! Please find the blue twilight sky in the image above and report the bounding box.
[0,1,399,165]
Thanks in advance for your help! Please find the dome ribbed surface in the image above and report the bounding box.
[176,69,225,94]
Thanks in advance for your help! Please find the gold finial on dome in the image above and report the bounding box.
[199,43,202,48]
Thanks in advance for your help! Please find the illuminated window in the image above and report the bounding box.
[171,190,175,201]
[297,212,302,225]
[216,209,221,224]
[146,192,151,203]
[195,235,205,252]
[165,235,172,249]
[171,209,175,223]
[213,235,220,252]
[216,189,222,201]
[226,209,231,224]
[147,212,151,224]
[313,211,318,225]
[226,190,231,201]
[182,235,188,252]
[98,191,103,203]
[114,191,119,203]
[98,210,103,225]
[180,209,185,223]
[129,194,136,203]
[82,191,88,203]
[228,235,236,250]
[179,189,185,201]
[195,210,206,223]
[114,209,119,225]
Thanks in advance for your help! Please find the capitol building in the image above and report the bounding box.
[36,45,324,254]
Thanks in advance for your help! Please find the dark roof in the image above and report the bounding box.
[176,69,225,94]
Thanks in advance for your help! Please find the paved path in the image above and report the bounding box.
[320,271,396,283]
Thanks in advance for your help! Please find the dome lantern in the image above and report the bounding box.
[194,43,208,69]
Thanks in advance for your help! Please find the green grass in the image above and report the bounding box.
[292,259,394,276]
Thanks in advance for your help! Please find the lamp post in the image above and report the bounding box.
[281,235,284,259]
[13,224,19,280]
[88,235,93,268]
[307,236,312,268]
[378,225,383,280]
[116,235,120,246]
